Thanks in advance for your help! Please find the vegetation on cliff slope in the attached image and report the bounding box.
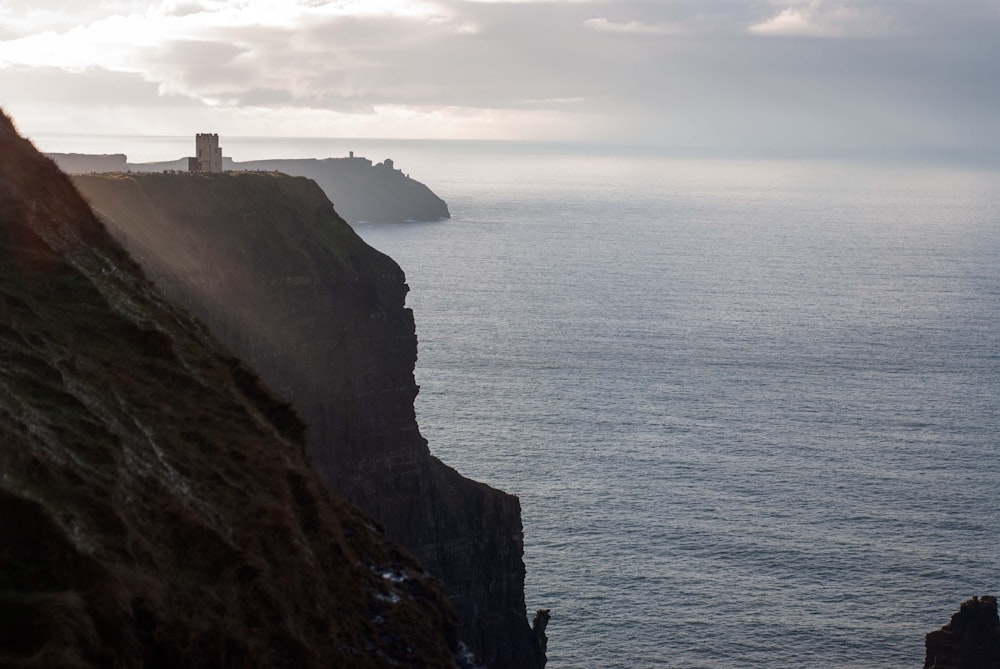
[0,110,460,667]
[74,169,545,668]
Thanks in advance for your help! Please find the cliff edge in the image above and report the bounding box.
[0,112,460,666]
[74,171,544,668]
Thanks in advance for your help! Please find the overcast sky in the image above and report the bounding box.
[1,0,998,153]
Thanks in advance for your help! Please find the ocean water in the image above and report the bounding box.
[39,133,1000,667]
[354,149,1000,668]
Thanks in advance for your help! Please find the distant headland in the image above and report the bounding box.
[46,133,450,224]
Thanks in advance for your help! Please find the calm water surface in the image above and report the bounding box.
[356,149,1000,668]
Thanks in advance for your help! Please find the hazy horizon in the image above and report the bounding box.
[28,131,1000,170]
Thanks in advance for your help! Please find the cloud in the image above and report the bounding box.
[459,0,594,3]
[0,65,197,106]
[0,1,465,103]
[1,0,999,152]
[169,2,207,17]
[749,2,896,38]
[583,17,680,36]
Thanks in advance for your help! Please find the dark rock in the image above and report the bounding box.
[73,170,544,668]
[0,109,459,668]
[925,596,1000,669]
[532,609,550,662]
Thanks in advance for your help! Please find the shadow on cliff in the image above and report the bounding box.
[73,169,545,667]
[0,109,460,668]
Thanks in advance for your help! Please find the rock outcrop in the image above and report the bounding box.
[925,596,1000,669]
[0,111,461,666]
[73,171,544,668]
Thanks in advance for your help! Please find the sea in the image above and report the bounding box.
[37,133,1000,667]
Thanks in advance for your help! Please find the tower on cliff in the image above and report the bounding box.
[194,133,223,173]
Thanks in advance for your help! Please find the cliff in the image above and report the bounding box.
[73,171,544,668]
[222,157,450,224]
[0,111,462,666]
[46,152,450,224]
[925,596,1000,669]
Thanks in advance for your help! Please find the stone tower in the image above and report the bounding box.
[195,133,223,173]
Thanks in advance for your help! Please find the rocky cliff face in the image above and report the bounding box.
[925,596,1000,669]
[0,111,462,667]
[74,171,544,668]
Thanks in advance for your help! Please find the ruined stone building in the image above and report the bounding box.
[192,133,223,173]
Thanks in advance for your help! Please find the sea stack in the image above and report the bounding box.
[925,596,1000,669]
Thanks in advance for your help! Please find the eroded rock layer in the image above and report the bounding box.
[74,170,543,668]
[0,111,460,668]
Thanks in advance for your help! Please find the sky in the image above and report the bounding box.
[0,0,998,154]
